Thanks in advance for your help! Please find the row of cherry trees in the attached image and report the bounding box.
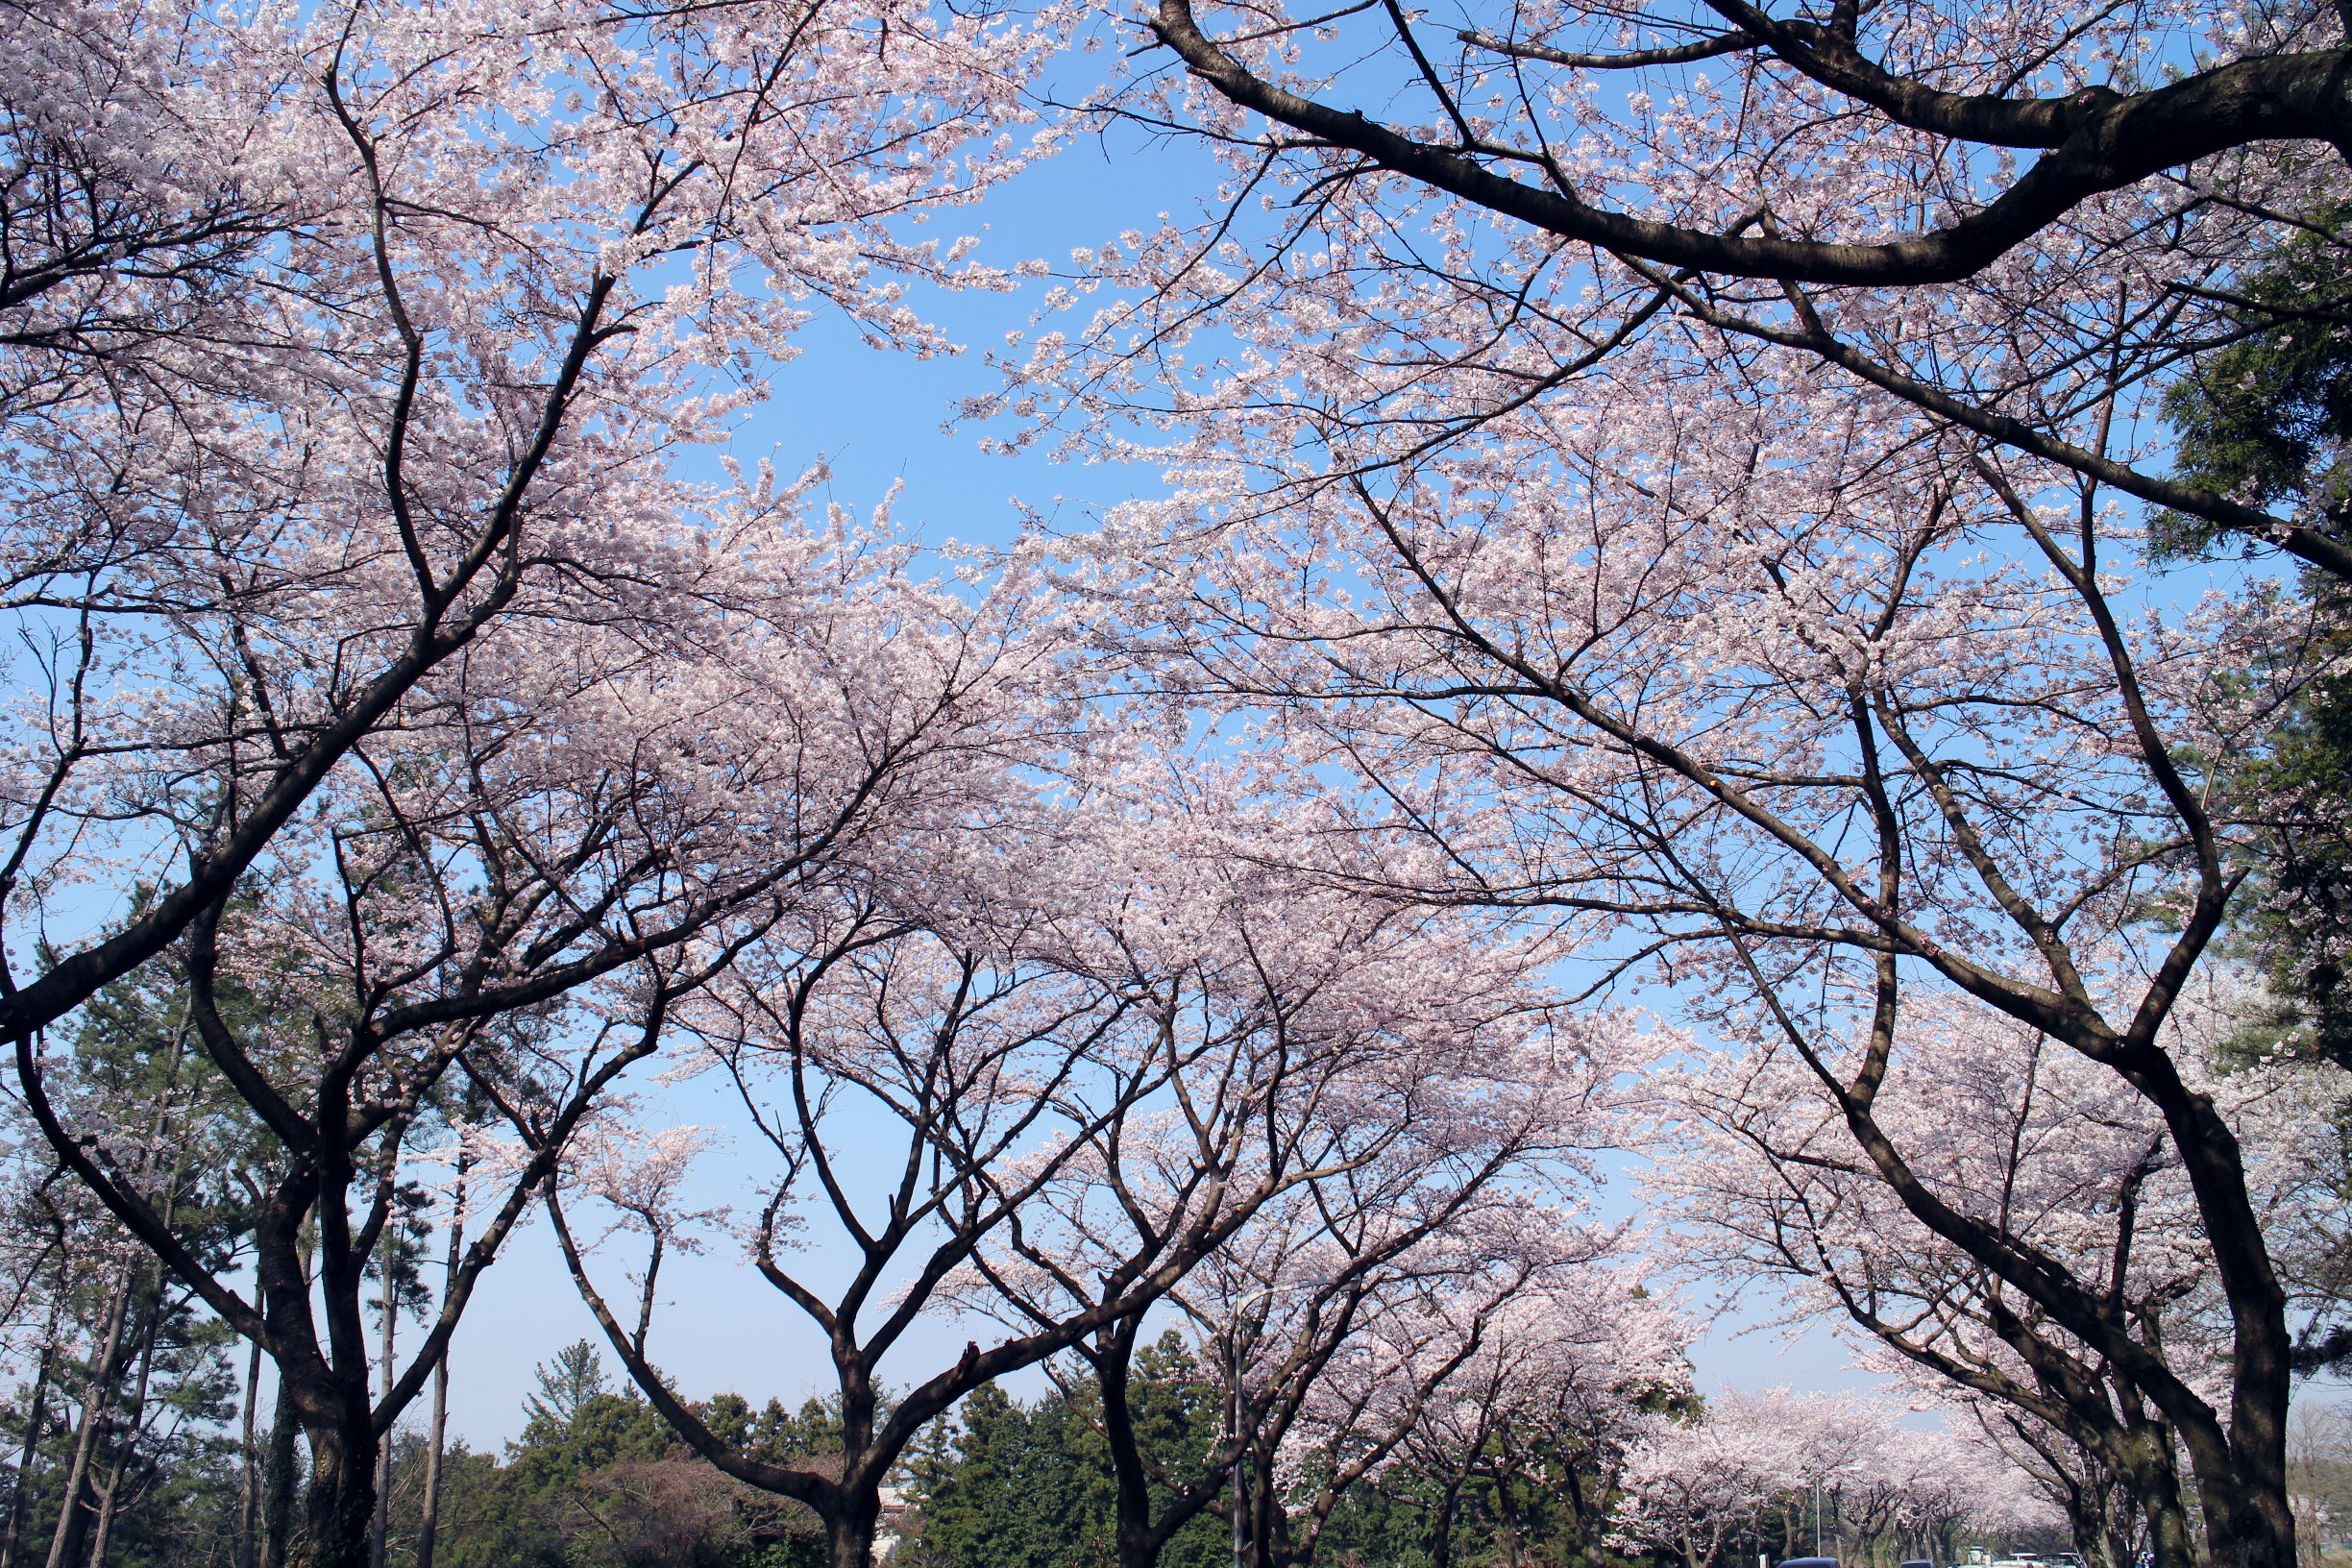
[0,0,1085,1558]
[1008,2,2352,1567]
[527,802,1668,1568]
[2,0,2349,1565]
[0,5,1667,1559]
[1612,1386,2060,1568]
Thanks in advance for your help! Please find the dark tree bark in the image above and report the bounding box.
[43,1268,132,1568]
[259,1357,299,1568]
[236,1335,262,1568]
[0,1331,57,1568]
[369,1214,396,1568]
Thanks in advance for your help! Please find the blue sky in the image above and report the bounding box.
[694,120,1174,551]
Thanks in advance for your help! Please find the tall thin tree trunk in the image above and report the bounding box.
[43,1268,133,1568]
[263,1221,317,1568]
[369,1234,395,1568]
[86,1144,184,1568]
[259,1374,298,1568]
[236,1335,262,1568]
[411,1353,448,1568]
[413,1148,467,1568]
[85,1289,163,1568]
[0,1324,59,1568]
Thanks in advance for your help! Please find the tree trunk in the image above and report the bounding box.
[822,1494,880,1568]
[2102,1496,2141,1568]
[1491,1467,1523,1568]
[412,1350,448,1568]
[1248,1438,1280,1568]
[2122,1409,2196,1568]
[85,1286,164,1568]
[0,1334,57,1568]
[259,1374,299,1568]
[1577,1457,1621,1568]
[369,1238,395,1568]
[2160,1095,2296,1568]
[86,1106,189,1568]
[414,1155,465,1568]
[1425,1473,1467,1568]
[2054,1475,2100,1568]
[1097,1330,1160,1568]
[43,1268,133,1568]
[237,1336,263,1568]
[300,1403,380,1568]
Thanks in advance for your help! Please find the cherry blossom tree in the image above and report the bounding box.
[0,0,287,411]
[1644,973,2348,1564]
[25,527,1081,1568]
[906,790,1635,1568]
[1609,1400,1781,1568]
[0,5,1079,1561]
[544,872,1179,1568]
[1375,1272,1694,1568]
[544,784,1635,1568]
[1041,1178,1625,1568]
[1611,1386,2054,1568]
[990,23,2352,1558]
[1041,304,2328,1563]
[1247,1235,1611,1568]
[0,0,1058,1059]
[1947,1392,2149,1568]
[1004,0,2350,584]
[990,7,2340,1565]
[992,10,2352,1566]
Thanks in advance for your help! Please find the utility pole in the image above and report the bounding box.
[1230,1369,1245,1568]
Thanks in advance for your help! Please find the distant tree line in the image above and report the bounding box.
[377,1335,1679,1568]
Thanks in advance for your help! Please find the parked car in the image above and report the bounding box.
[1899,1559,1934,1568]
[1780,1559,1840,1568]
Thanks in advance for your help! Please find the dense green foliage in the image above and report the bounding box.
[2158,220,2352,1071]
[896,1335,1658,1568]
[2160,214,2352,564]
[367,1345,826,1568]
[900,1334,1233,1568]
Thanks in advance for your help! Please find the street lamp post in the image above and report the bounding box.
[1224,1284,1302,1568]
[1230,1370,1246,1568]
